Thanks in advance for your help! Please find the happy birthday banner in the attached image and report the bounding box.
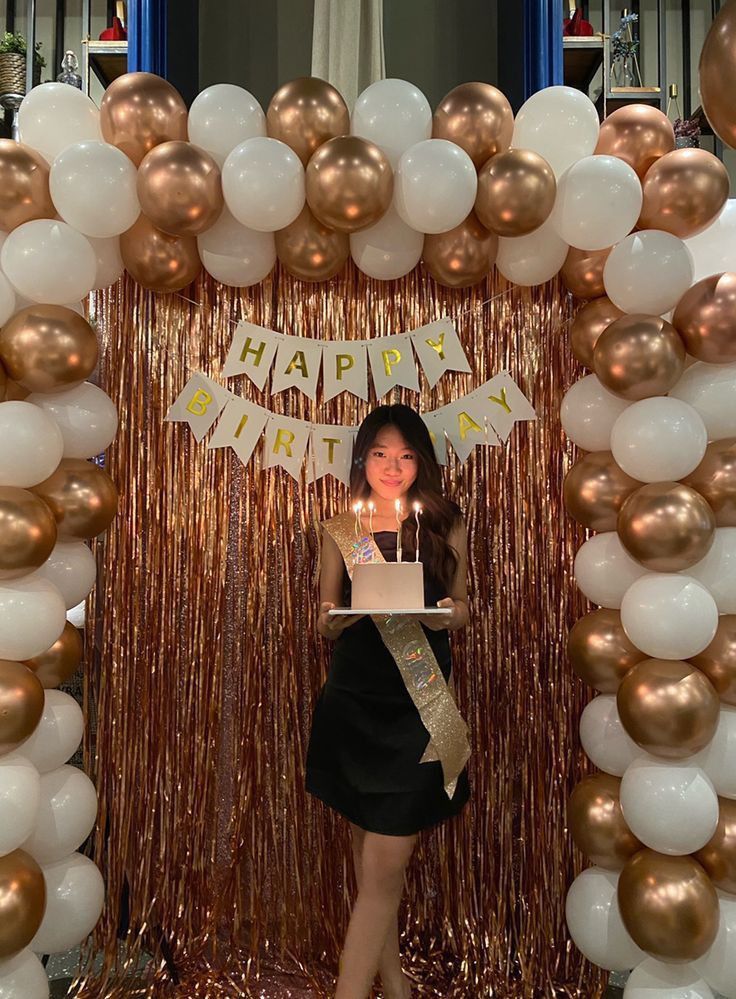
[166,369,537,483]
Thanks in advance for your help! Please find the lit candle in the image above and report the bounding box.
[395,499,402,563]
[353,501,363,537]
[367,501,375,541]
[413,502,422,562]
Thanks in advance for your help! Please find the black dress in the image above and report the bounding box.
[305,530,471,836]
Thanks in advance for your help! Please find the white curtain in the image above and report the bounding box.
[311,0,386,110]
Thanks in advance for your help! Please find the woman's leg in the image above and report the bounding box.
[336,827,417,999]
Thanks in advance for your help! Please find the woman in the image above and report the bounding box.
[306,403,472,999]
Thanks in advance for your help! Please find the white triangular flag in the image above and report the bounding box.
[271,335,323,400]
[306,424,358,485]
[420,410,449,466]
[222,322,280,391]
[207,396,270,466]
[366,333,420,399]
[409,318,471,389]
[433,396,500,463]
[263,414,311,480]
[165,372,232,442]
[468,371,537,443]
[322,341,369,402]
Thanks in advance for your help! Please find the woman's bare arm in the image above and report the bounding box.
[316,529,364,639]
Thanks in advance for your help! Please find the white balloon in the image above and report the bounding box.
[0,271,15,326]
[352,79,432,169]
[551,155,642,250]
[560,374,631,450]
[580,695,641,776]
[625,958,714,999]
[0,402,64,488]
[604,230,694,315]
[620,573,718,659]
[49,141,140,238]
[394,139,477,235]
[87,236,124,291]
[696,706,736,799]
[0,579,66,661]
[22,765,97,864]
[0,220,96,305]
[350,206,423,280]
[686,198,736,283]
[188,84,266,168]
[26,383,118,460]
[0,948,50,999]
[565,867,645,971]
[496,214,569,287]
[24,541,96,611]
[0,753,40,857]
[669,361,736,441]
[222,137,305,232]
[686,528,736,614]
[197,207,275,287]
[31,852,104,954]
[18,83,102,163]
[574,532,648,609]
[66,602,85,630]
[695,892,736,998]
[18,691,84,774]
[610,397,707,482]
[511,85,600,178]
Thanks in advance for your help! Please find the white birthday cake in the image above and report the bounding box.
[351,561,425,611]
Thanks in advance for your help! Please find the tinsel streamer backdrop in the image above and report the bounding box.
[72,263,599,997]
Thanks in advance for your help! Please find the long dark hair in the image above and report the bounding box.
[350,404,462,591]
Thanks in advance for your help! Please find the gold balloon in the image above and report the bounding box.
[4,379,30,401]
[673,273,736,363]
[0,305,99,393]
[305,136,393,234]
[638,148,730,238]
[0,849,46,959]
[618,481,716,572]
[690,615,736,705]
[0,363,6,401]
[474,149,556,237]
[137,141,223,237]
[423,212,498,289]
[563,451,641,531]
[0,487,57,580]
[31,458,119,541]
[618,849,719,963]
[696,798,736,895]
[567,608,646,693]
[683,438,736,528]
[100,71,188,166]
[561,246,613,301]
[593,314,686,400]
[275,205,349,283]
[569,297,624,369]
[0,660,44,756]
[594,104,675,179]
[0,139,55,231]
[24,621,83,689]
[120,215,202,294]
[617,659,720,758]
[700,0,736,149]
[432,82,514,168]
[569,773,642,869]
[266,77,350,167]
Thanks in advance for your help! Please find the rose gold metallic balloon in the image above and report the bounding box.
[695,797,736,894]
[638,148,730,238]
[24,620,83,689]
[618,849,719,963]
[0,139,55,231]
[137,141,223,237]
[618,481,715,572]
[569,773,642,869]
[0,487,57,580]
[617,659,720,757]
[432,83,514,168]
[31,458,118,541]
[593,314,686,400]
[474,149,556,237]
[100,71,188,166]
[699,0,736,149]
[274,205,349,283]
[594,104,675,179]
[683,438,736,528]
[569,297,624,369]
[4,379,30,401]
[0,849,46,958]
[672,273,736,363]
[567,608,646,693]
[120,215,202,293]
[266,77,349,167]
[423,212,498,289]
[561,246,613,301]
[0,305,98,393]
[0,363,6,401]
[564,451,641,531]
[0,660,44,756]
[690,615,736,705]
[305,136,393,233]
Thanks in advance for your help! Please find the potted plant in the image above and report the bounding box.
[0,31,46,98]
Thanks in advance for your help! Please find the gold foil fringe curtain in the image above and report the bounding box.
[73,263,601,997]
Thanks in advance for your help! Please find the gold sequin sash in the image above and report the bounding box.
[323,511,471,799]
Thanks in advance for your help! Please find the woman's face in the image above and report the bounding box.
[364,425,418,502]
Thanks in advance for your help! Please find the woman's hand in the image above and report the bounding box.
[417,597,459,631]
[317,601,365,639]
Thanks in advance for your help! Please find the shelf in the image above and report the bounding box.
[82,39,128,90]
[563,36,605,93]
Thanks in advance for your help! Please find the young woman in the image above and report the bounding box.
[305,403,472,999]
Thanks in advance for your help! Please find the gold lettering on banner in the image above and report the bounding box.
[426,331,446,360]
[273,428,295,456]
[488,387,511,413]
[233,414,249,439]
[335,354,355,380]
[285,350,308,378]
[458,411,482,440]
[321,437,341,463]
[185,389,213,416]
[239,336,267,366]
[382,348,401,377]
